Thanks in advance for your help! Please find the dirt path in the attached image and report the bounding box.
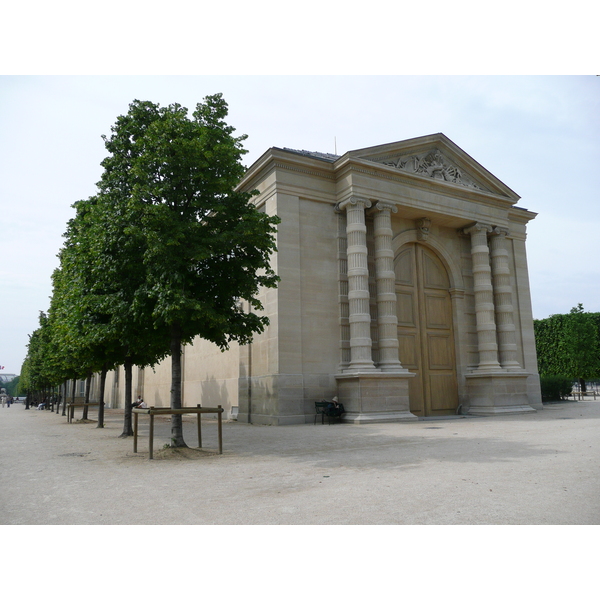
[2,400,600,525]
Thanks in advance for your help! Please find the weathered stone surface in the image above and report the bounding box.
[97,134,542,424]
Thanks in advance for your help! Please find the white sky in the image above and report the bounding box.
[1,7,598,377]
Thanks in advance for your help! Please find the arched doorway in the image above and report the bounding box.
[395,243,459,416]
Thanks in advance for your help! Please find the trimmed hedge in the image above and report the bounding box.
[540,375,574,401]
[534,306,600,383]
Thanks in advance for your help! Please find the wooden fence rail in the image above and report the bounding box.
[66,402,100,423]
[132,404,224,460]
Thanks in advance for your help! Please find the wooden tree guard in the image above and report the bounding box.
[67,402,101,423]
[132,404,224,459]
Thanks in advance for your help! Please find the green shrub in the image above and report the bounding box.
[540,375,574,401]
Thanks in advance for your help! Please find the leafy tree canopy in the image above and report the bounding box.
[96,94,280,445]
[534,304,600,382]
[20,93,279,445]
[98,94,280,351]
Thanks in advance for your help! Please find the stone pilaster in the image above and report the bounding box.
[337,196,376,371]
[372,201,404,371]
[464,222,502,371]
[489,227,521,371]
[337,211,350,370]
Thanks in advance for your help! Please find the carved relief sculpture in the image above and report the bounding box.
[373,149,486,190]
[416,217,431,241]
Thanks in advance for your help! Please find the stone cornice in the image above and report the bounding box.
[345,133,521,201]
[237,147,336,193]
[272,160,337,181]
[334,158,518,211]
[509,206,538,224]
[238,141,536,225]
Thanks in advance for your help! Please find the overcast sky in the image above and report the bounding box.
[1,6,597,584]
[1,74,598,375]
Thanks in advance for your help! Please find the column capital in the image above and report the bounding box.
[371,201,398,214]
[490,226,510,238]
[463,222,493,236]
[449,287,466,300]
[336,196,372,212]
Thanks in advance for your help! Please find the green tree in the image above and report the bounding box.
[48,260,97,416]
[98,94,279,446]
[19,358,32,407]
[22,312,63,406]
[534,304,600,393]
[53,193,170,433]
[5,375,20,397]
[564,304,600,392]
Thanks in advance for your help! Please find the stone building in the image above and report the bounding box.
[103,133,542,424]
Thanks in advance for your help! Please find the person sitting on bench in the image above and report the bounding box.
[132,396,147,409]
[326,396,343,417]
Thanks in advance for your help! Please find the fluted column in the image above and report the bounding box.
[489,227,521,370]
[464,223,502,371]
[338,196,376,371]
[372,201,404,371]
[337,211,350,370]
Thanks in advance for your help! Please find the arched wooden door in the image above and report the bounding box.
[395,243,458,416]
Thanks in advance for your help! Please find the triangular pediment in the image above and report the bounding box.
[346,133,520,201]
[369,147,489,191]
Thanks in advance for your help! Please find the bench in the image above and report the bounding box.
[314,401,345,425]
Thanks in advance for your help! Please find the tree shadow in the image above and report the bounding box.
[101,398,600,470]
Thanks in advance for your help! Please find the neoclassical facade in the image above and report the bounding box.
[104,134,542,424]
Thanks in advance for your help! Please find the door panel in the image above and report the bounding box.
[427,333,454,369]
[423,252,448,288]
[397,292,416,327]
[429,373,458,411]
[395,244,458,416]
[398,333,418,367]
[424,293,451,329]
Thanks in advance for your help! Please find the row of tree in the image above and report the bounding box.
[1,375,20,397]
[20,94,280,446]
[534,304,600,393]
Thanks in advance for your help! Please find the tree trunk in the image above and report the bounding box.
[62,379,73,416]
[97,366,107,428]
[57,381,65,415]
[71,378,77,414]
[119,361,134,437]
[83,373,92,420]
[579,377,587,394]
[170,324,187,447]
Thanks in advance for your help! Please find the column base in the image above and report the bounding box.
[335,371,417,424]
[342,410,418,424]
[465,371,538,415]
[343,364,378,372]
[466,404,536,416]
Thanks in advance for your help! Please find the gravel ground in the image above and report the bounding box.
[1,399,599,525]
